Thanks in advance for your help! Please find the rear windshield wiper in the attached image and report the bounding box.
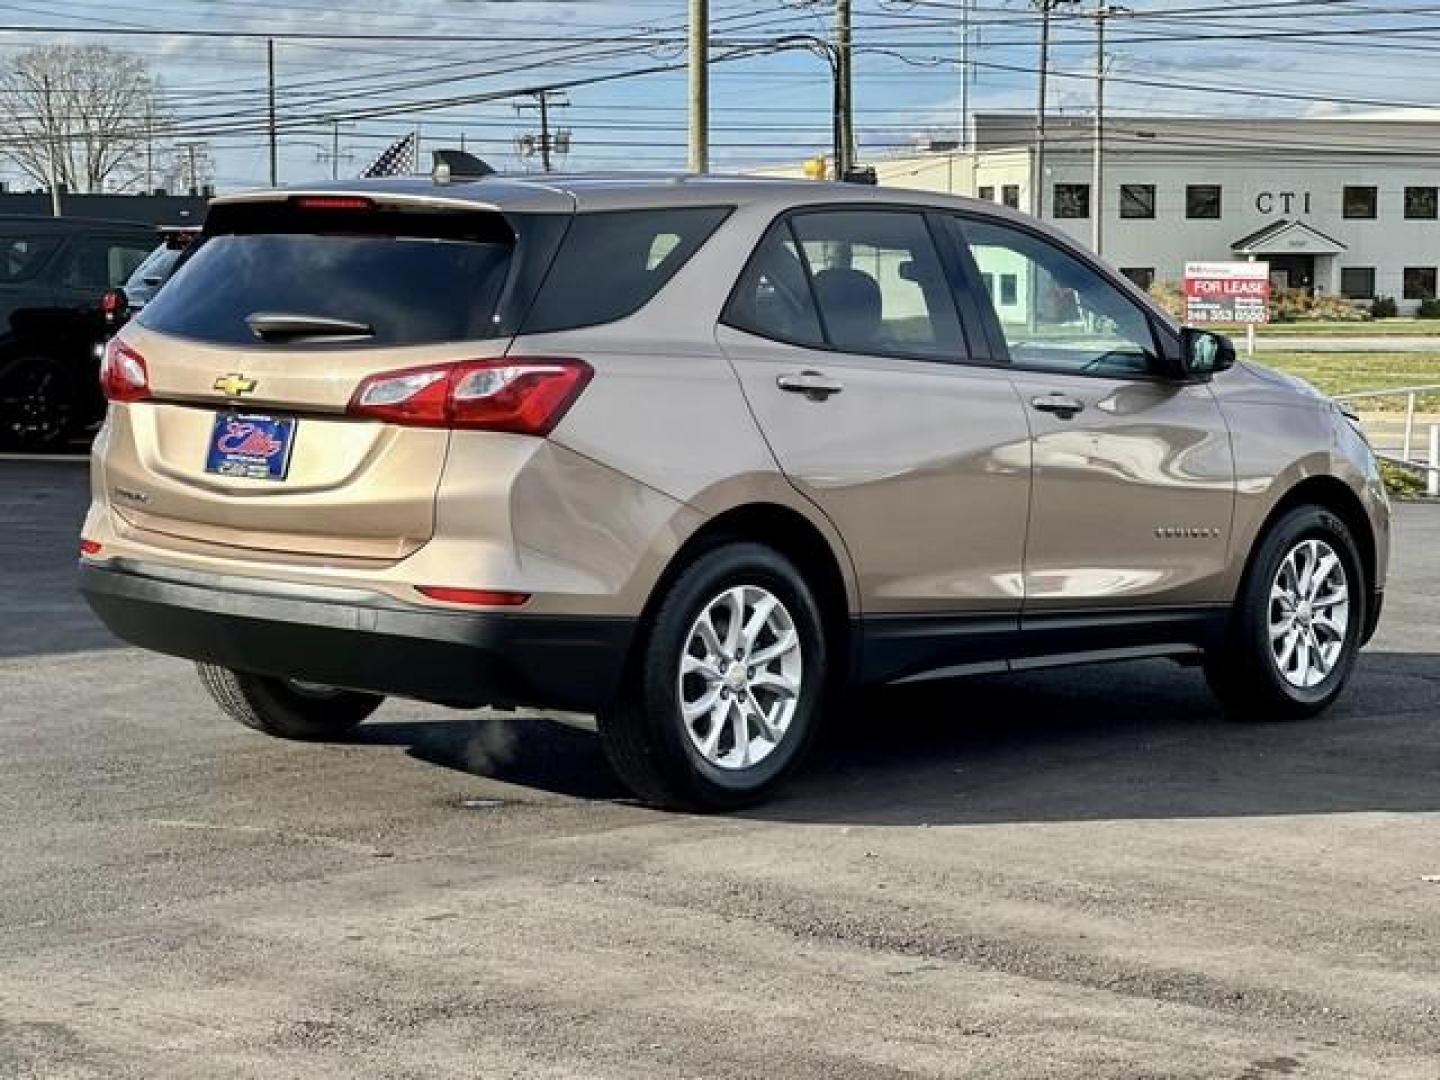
[245,312,375,343]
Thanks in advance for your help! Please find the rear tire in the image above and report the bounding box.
[197,664,383,740]
[1205,505,1366,722]
[597,542,828,811]
[0,355,75,451]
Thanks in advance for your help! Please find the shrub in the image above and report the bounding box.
[1380,460,1425,500]
[1147,279,1185,320]
[1416,298,1440,319]
[1371,295,1399,318]
[1266,287,1369,323]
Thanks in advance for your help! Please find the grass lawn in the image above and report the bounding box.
[1247,319,1440,337]
[1259,351,1440,411]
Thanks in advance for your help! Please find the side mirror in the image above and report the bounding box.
[1179,326,1235,380]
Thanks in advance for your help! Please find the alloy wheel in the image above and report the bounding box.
[1268,537,1350,689]
[678,585,803,770]
[0,363,70,448]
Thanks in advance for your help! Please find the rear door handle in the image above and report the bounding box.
[777,370,845,400]
[1030,393,1085,418]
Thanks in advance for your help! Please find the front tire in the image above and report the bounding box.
[197,664,383,740]
[597,542,828,811]
[1205,505,1366,721]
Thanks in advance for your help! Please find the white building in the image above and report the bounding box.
[768,113,1440,311]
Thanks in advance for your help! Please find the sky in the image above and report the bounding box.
[1,0,1438,192]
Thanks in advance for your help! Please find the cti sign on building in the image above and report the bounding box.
[1183,261,1271,324]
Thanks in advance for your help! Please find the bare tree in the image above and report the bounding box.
[0,45,166,203]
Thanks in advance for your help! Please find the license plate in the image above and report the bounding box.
[205,412,296,481]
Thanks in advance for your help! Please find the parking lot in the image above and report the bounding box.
[2,458,1437,1079]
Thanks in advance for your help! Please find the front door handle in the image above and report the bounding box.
[777,370,845,400]
[1030,392,1085,418]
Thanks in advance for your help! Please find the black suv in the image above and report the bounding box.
[0,216,157,450]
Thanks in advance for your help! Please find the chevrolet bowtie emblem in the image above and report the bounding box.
[213,374,257,397]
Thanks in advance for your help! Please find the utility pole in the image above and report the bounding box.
[516,91,569,173]
[1088,6,1125,255]
[144,99,154,194]
[538,93,552,172]
[267,39,278,186]
[40,73,60,216]
[834,0,854,180]
[958,0,972,155]
[1031,0,1076,218]
[316,119,354,181]
[688,0,708,173]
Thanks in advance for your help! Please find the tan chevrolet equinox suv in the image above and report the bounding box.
[80,175,1389,810]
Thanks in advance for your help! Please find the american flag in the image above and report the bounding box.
[359,132,417,178]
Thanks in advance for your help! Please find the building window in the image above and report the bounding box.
[1403,266,1437,301]
[1405,186,1438,220]
[1185,185,1221,219]
[978,185,995,202]
[999,273,1018,307]
[1120,184,1155,219]
[1120,267,1155,291]
[1340,267,1376,300]
[1001,184,1020,210]
[1053,183,1090,219]
[1343,186,1378,219]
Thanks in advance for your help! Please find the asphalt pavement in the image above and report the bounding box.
[2,459,1438,1079]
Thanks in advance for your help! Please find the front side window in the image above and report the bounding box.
[1053,183,1090,220]
[787,210,966,360]
[1404,186,1438,220]
[1404,266,1437,301]
[1343,186,1378,220]
[1120,184,1155,220]
[1340,267,1375,300]
[1186,185,1221,220]
[953,216,1159,377]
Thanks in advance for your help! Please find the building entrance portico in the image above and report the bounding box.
[1231,219,1347,296]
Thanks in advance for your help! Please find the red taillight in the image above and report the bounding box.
[100,288,127,316]
[416,586,530,607]
[100,338,150,403]
[291,195,374,211]
[79,538,102,557]
[348,358,592,435]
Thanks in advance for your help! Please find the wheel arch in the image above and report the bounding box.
[627,501,856,686]
[1231,476,1379,649]
[1256,475,1377,597]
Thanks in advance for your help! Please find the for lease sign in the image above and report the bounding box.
[1183,261,1271,324]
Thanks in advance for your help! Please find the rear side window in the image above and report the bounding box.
[791,210,964,359]
[0,235,60,282]
[60,235,154,291]
[725,223,824,347]
[727,209,967,362]
[520,207,731,334]
[139,208,519,347]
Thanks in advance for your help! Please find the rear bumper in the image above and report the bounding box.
[79,560,634,712]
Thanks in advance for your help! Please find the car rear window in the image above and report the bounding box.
[519,206,731,334]
[137,206,522,347]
